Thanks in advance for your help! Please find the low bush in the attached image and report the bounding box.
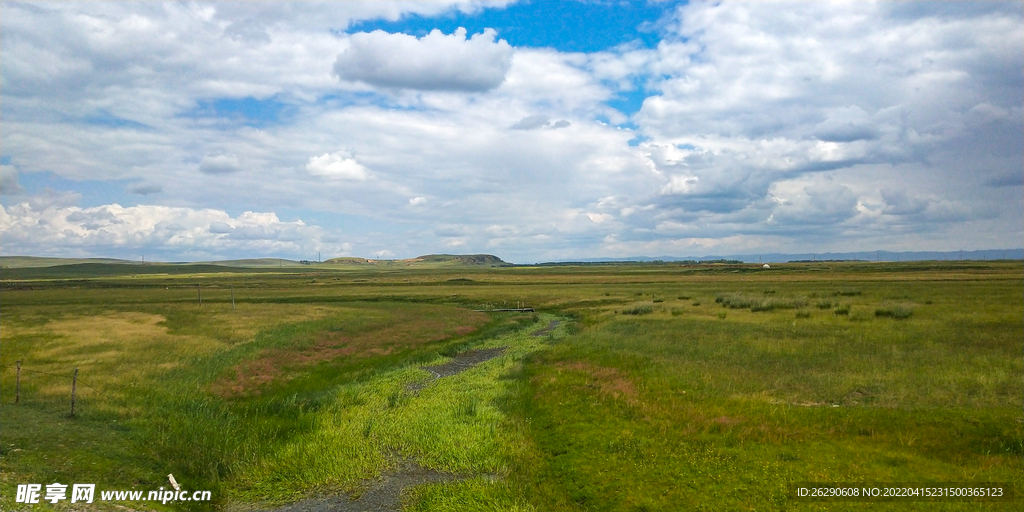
[622,305,654,315]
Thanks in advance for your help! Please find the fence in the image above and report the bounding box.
[1,361,236,468]
[0,362,139,418]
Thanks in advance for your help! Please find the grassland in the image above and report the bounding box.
[1,260,1021,511]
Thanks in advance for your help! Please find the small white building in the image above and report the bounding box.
[762,264,771,269]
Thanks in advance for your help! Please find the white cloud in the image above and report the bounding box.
[199,154,242,174]
[0,199,337,259]
[0,2,1020,262]
[334,27,513,91]
[510,114,549,130]
[305,151,370,180]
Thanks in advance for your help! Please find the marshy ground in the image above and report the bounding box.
[1,260,1021,511]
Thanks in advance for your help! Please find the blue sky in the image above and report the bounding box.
[1,1,1022,263]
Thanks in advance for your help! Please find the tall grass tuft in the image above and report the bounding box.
[622,306,654,315]
[716,293,808,312]
[875,303,914,319]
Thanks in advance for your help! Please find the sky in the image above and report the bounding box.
[1,1,1022,263]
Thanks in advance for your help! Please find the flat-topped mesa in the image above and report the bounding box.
[323,254,508,266]
[412,254,507,265]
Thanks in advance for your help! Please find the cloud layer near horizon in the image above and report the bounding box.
[1,1,1021,262]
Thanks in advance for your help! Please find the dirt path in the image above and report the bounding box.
[531,320,560,337]
[247,323,555,512]
[249,460,462,512]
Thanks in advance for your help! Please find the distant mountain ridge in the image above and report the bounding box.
[530,248,1023,265]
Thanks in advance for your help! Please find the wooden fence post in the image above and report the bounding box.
[15,360,21,404]
[231,286,235,311]
[198,285,202,306]
[70,367,79,417]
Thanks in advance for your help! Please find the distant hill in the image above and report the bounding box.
[323,257,375,265]
[324,254,509,267]
[0,262,275,280]
[410,254,508,266]
[0,256,134,268]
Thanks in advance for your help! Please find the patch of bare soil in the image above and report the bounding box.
[555,361,640,404]
[422,347,507,378]
[212,311,488,397]
[247,460,464,512]
[406,347,507,392]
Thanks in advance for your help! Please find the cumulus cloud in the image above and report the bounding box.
[334,27,513,91]
[769,181,859,226]
[199,154,242,174]
[879,189,973,223]
[305,150,370,180]
[0,199,335,259]
[1,2,1020,262]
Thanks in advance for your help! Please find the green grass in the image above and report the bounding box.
[515,298,1022,510]
[2,260,1022,510]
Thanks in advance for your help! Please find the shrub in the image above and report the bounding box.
[834,305,850,315]
[816,300,834,309]
[795,311,811,319]
[670,308,684,316]
[692,301,701,307]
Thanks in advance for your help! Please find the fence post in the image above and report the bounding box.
[198,285,202,306]
[231,286,235,311]
[70,367,79,417]
[15,360,21,404]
